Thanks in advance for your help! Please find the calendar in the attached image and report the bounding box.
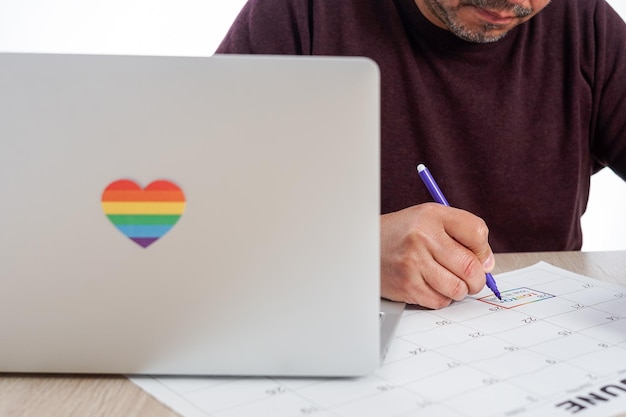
[131,263,626,417]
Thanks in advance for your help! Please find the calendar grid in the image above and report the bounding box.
[132,262,626,417]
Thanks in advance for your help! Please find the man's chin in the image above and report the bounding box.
[449,25,511,43]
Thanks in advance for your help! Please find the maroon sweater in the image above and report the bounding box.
[216,0,626,252]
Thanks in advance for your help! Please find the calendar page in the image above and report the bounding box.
[131,262,626,417]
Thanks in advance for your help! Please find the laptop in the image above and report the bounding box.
[0,52,404,377]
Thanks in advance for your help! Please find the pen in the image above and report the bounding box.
[417,163,502,300]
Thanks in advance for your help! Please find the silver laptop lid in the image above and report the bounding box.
[0,53,381,376]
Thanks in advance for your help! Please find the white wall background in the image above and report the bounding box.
[0,0,624,251]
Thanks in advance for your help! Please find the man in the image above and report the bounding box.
[216,0,626,309]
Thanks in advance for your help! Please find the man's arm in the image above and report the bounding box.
[214,0,496,309]
[590,0,626,179]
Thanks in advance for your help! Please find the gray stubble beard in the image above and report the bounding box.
[425,0,534,43]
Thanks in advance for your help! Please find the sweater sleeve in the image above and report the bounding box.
[591,0,626,181]
[215,0,311,55]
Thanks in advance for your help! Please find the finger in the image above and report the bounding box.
[432,242,487,295]
[380,246,453,309]
[381,255,454,309]
[432,208,494,294]
[404,276,454,310]
[442,207,494,270]
[420,259,470,302]
[401,249,464,308]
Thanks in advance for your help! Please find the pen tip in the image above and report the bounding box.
[417,164,426,172]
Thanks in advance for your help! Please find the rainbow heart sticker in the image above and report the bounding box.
[101,179,185,248]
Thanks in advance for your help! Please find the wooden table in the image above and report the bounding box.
[492,250,626,287]
[2,251,626,417]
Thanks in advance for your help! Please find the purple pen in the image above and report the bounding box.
[417,164,502,300]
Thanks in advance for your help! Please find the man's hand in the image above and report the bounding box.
[380,203,495,309]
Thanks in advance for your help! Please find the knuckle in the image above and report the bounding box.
[460,253,479,279]
[417,201,440,215]
[474,219,490,241]
[449,278,468,300]
[459,254,484,294]
[395,252,417,278]
[405,226,432,248]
